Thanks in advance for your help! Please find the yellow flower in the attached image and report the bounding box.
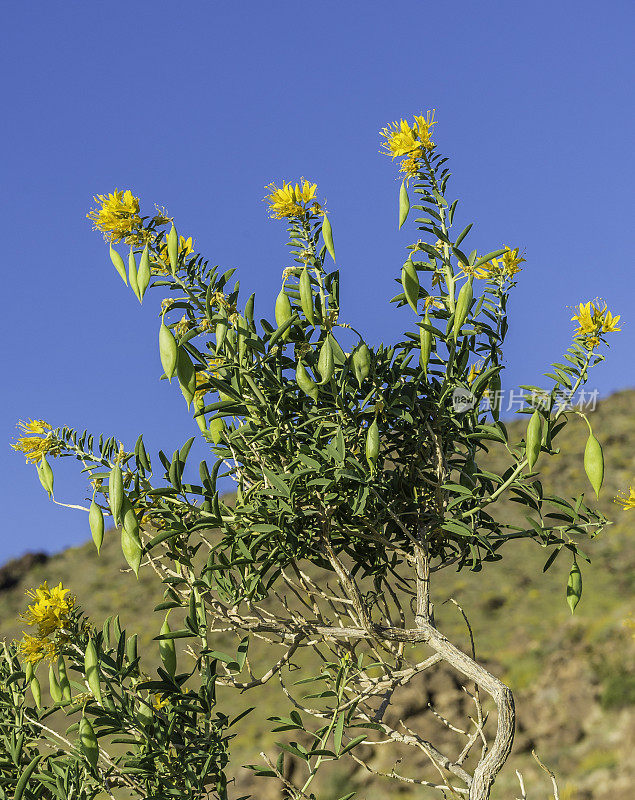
[11,419,57,464]
[499,246,526,277]
[380,110,436,159]
[153,693,171,711]
[174,315,191,338]
[462,261,491,279]
[571,300,621,344]
[18,633,57,665]
[399,152,421,180]
[614,486,635,511]
[265,179,319,219]
[22,582,75,637]
[467,363,482,384]
[87,189,142,242]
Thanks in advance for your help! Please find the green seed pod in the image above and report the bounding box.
[299,267,315,325]
[89,499,104,554]
[352,342,371,386]
[167,223,178,273]
[525,410,542,470]
[452,277,474,340]
[37,455,54,498]
[296,361,318,401]
[13,754,41,800]
[488,372,501,421]
[121,526,142,578]
[317,337,334,384]
[128,247,140,300]
[126,634,138,666]
[25,660,34,684]
[275,289,293,341]
[136,697,154,727]
[322,214,336,262]
[365,420,380,472]
[215,311,228,352]
[121,497,142,578]
[108,464,124,527]
[57,655,71,701]
[159,321,178,381]
[84,640,103,705]
[177,347,196,408]
[48,664,61,703]
[30,675,41,709]
[207,416,226,444]
[401,258,420,313]
[419,312,433,376]
[398,180,410,229]
[137,245,151,301]
[584,432,604,499]
[159,617,177,677]
[79,716,99,769]
[566,559,582,614]
[236,315,247,362]
[109,243,127,284]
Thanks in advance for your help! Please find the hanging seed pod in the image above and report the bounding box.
[525,411,542,470]
[109,243,128,284]
[236,315,247,362]
[137,245,151,301]
[48,664,61,703]
[159,617,177,677]
[13,755,41,800]
[365,419,380,473]
[108,464,124,527]
[566,559,582,614]
[296,361,318,401]
[352,343,371,386]
[128,247,140,300]
[207,417,226,444]
[322,214,336,262]
[159,321,178,381]
[419,312,433,376]
[401,258,420,313]
[126,634,138,666]
[275,288,293,342]
[57,655,71,701]
[25,661,34,684]
[89,498,104,554]
[317,337,334,384]
[177,347,196,408]
[299,267,315,325]
[84,640,103,704]
[584,432,604,499]
[79,716,99,769]
[167,223,178,273]
[398,180,410,229]
[121,497,142,578]
[488,372,501,421]
[37,456,54,498]
[30,675,41,709]
[215,311,228,352]
[452,277,474,340]
[136,697,154,727]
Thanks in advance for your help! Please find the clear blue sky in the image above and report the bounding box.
[1,1,633,564]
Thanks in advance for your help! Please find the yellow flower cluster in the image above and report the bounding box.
[462,247,526,280]
[380,111,436,178]
[18,582,75,664]
[87,189,142,242]
[11,419,57,464]
[265,179,323,219]
[614,486,635,511]
[571,300,621,350]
